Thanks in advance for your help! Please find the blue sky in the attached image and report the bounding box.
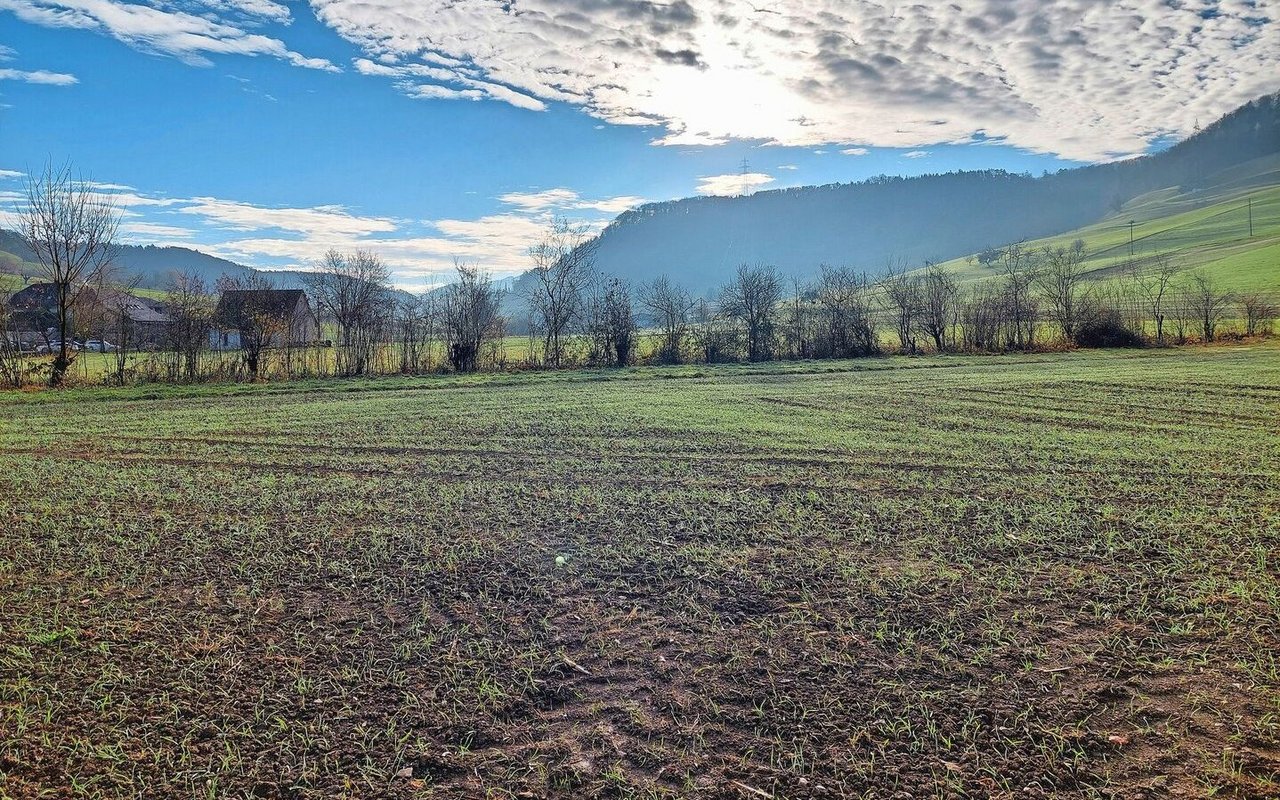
[1,0,1275,288]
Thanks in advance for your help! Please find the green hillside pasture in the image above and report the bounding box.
[1,344,1277,798]
[943,183,1280,295]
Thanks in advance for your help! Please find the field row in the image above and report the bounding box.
[1,344,1278,798]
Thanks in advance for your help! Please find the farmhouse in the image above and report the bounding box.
[211,288,319,350]
[93,288,173,347]
[4,283,58,335]
[5,282,173,346]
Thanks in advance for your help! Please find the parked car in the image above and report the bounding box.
[36,340,83,354]
[84,340,119,353]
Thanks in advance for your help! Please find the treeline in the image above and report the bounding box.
[2,163,1275,389]
[6,235,1273,390]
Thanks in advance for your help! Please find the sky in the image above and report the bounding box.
[0,0,1276,289]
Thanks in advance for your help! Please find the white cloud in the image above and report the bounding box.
[352,56,545,110]
[580,195,646,214]
[407,84,484,102]
[92,189,183,209]
[308,0,1280,161]
[189,0,292,25]
[0,169,22,179]
[841,148,868,156]
[287,54,338,72]
[498,188,581,211]
[777,164,798,170]
[180,197,397,236]
[0,67,78,85]
[697,171,774,196]
[498,188,644,214]
[903,150,930,159]
[119,221,198,241]
[474,81,545,111]
[202,211,553,282]
[0,0,337,72]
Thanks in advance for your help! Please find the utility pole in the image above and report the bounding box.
[739,157,750,197]
[1128,220,1136,258]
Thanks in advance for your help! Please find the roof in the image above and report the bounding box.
[96,288,172,324]
[8,283,171,324]
[8,282,59,310]
[214,289,310,327]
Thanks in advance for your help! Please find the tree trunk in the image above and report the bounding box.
[51,282,70,386]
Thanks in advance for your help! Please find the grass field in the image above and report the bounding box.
[2,345,1279,798]
[938,159,1280,296]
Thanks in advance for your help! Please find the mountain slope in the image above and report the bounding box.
[588,93,1280,293]
[935,161,1280,294]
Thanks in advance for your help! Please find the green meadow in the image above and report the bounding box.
[939,159,1280,295]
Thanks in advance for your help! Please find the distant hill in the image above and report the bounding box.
[586,93,1280,293]
[932,159,1280,296]
[0,230,328,292]
[4,93,1275,307]
[0,230,249,286]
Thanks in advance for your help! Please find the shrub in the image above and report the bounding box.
[1074,309,1145,348]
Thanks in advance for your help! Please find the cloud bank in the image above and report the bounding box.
[188,188,638,287]
[308,0,1280,161]
[0,0,337,71]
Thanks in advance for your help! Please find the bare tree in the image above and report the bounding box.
[960,285,1002,352]
[1036,239,1091,342]
[720,264,784,361]
[165,272,215,382]
[1241,293,1277,337]
[16,260,39,287]
[814,265,878,358]
[306,249,392,376]
[527,219,595,368]
[439,262,504,373]
[1134,252,1179,345]
[997,244,1039,350]
[1185,272,1233,342]
[639,275,694,364]
[879,263,922,354]
[104,274,144,386]
[1169,291,1194,345]
[215,272,290,380]
[782,277,813,359]
[395,294,434,373]
[917,263,959,352]
[586,276,637,367]
[0,287,24,387]
[689,297,733,363]
[17,162,120,385]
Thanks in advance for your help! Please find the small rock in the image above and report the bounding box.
[395,766,414,779]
